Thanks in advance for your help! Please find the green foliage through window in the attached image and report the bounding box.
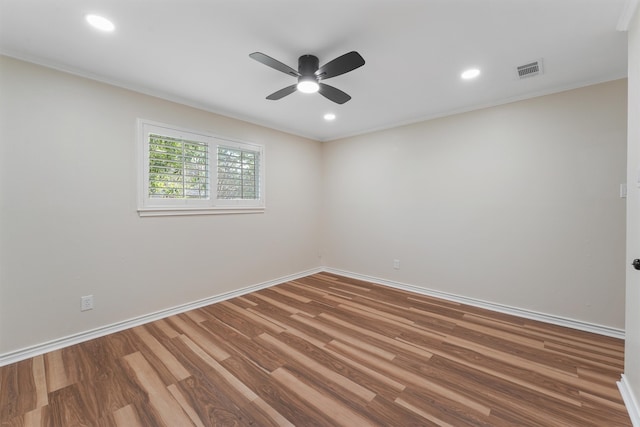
[148,134,209,199]
[217,146,260,200]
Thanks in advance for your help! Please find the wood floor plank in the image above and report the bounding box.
[167,383,206,427]
[169,362,254,425]
[153,318,182,339]
[221,300,286,334]
[167,314,231,361]
[252,292,309,315]
[44,350,71,393]
[444,330,580,378]
[199,317,287,372]
[220,356,332,426]
[258,332,377,402]
[0,273,631,426]
[423,340,583,407]
[185,308,209,324]
[245,302,335,345]
[132,325,191,381]
[269,285,312,303]
[45,383,100,426]
[22,406,43,426]
[395,396,457,427]
[322,344,406,395]
[292,313,398,360]
[112,404,144,427]
[0,360,35,421]
[421,354,588,426]
[122,351,194,426]
[276,329,405,398]
[178,335,259,402]
[251,396,296,427]
[171,356,285,426]
[319,311,435,360]
[327,339,492,417]
[31,355,48,409]
[271,367,375,427]
[202,302,269,337]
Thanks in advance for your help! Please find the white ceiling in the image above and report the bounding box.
[0,0,630,141]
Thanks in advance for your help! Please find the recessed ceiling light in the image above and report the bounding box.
[461,68,480,80]
[324,113,336,121]
[85,14,115,32]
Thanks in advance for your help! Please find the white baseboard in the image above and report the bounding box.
[322,268,625,339]
[1,266,625,367]
[618,375,640,426]
[0,267,323,367]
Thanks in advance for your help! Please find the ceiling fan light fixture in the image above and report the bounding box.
[297,77,319,94]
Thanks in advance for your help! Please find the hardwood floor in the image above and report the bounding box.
[0,273,631,426]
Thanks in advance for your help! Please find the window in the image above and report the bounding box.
[138,120,265,216]
[217,145,260,200]
[148,133,209,200]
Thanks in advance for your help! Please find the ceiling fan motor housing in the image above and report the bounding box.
[298,55,319,77]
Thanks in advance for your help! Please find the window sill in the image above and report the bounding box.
[138,206,265,217]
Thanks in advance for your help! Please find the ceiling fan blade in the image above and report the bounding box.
[266,84,297,100]
[315,51,365,80]
[318,83,351,104]
[250,52,300,77]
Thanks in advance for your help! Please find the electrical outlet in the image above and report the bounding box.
[393,259,400,270]
[81,295,94,311]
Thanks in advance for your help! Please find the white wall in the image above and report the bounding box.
[624,7,640,418]
[322,79,627,329]
[0,56,323,355]
[0,55,628,359]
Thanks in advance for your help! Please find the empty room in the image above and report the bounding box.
[1,1,639,426]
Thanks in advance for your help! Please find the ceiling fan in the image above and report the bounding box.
[249,51,365,104]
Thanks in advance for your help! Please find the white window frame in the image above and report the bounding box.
[137,119,265,216]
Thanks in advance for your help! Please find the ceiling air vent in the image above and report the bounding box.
[516,59,544,79]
